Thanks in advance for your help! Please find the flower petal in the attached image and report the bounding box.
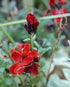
[49,0,56,7]
[34,53,40,62]
[51,9,59,15]
[18,44,24,51]
[26,13,39,29]
[17,67,24,75]
[24,66,32,73]
[31,63,39,76]
[22,56,33,66]
[11,48,15,53]
[29,50,40,62]
[59,0,68,4]
[55,18,62,23]
[44,9,51,16]
[30,50,37,57]
[60,8,68,14]
[24,43,31,54]
[9,63,23,75]
[11,50,22,63]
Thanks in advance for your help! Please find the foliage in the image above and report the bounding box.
[0,0,70,87]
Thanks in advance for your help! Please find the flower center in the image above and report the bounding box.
[22,56,26,59]
[20,61,23,65]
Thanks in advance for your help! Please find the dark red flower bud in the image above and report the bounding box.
[24,13,39,34]
[40,39,43,46]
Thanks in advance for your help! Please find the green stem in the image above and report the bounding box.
[31,34,34,50]
[0,26,15,44]
[0,13,70,27]
[18,76,24,87]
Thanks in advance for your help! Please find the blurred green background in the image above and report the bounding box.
[0,0,70,87]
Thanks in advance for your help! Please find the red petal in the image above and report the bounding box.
[29,50,40,62]
[31,63,39,76]
[22,56,33,66]
[24,66,32,73]
[44,10,51,16]
[60,8,68,14]
[59,0,68,4]
[35,63,40,68]
[30,50,37,57]
[51,9,59,15]
[17,68,24,75]
[18,44,24,50]
[49,0,56,7]
[26,13,39,29]
[24,43,31,54]
[55,18,62,23]
[11,50,22,63]
[34,53,40,62]
[11,48,15,53]
[9,63,23,75]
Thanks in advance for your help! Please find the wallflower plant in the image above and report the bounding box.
[9,43,40,76]
[44,0,68,23]
[0,0,70,87]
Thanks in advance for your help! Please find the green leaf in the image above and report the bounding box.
[23,38,30,42]
[48,74,70,87]
[34,41,40,48]
[5,78,13,85]
[0,67,5,73]
[39,47,52,57]
[63,68,70,81]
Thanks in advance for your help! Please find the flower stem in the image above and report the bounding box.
[46,19,63,81]
[31,34,34,50]
[0,26,15,44]
[0,41,14,63]
[0,13,70,27]
[18,76,24,87]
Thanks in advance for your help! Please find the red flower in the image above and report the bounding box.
[44,9,51,16]
[24,50,40,76]
[9,43,40,76]
[9,43,33,76]
[24,63,40,76]
[26,13,39,29]
[18,43,31,57]
[49,0,56,7]
[59,0,68,4]
[24,13,39,34]
[51,8,68,23]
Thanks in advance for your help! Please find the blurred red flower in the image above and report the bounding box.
[51,8,68,23]
[49,0,56,7]
[44,9,51,16]
[24,13,39,34]
[59,0,68,4]
[9,43,40,76]
[9,43,33,75]
[26,13,39,29]
[24,50,40,76]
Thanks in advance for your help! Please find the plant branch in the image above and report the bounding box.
[46,19,63,80]
[0,41,14,63]
[18,75,24,87]
[0,13,70,27]
[0,53,9,62]
[31,34,34,50]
